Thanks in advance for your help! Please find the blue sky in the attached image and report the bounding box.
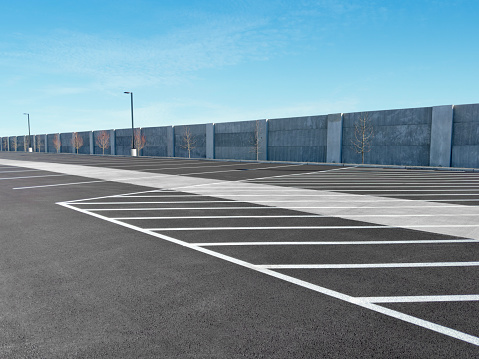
[1,0,478,136]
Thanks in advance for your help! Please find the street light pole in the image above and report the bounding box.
[23,113,32,152]
[124,91,136,156]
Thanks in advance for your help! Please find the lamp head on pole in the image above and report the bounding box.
[124,91,131,94]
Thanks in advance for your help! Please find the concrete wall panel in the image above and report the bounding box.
[8,136,18,151]
[93,130,113,155]
[60,133,72,154]
[268,115,327,162]
[16,136,26,152]
[430,105,453,167]
[115,128,133,156]
[342,107,432,165]
[326,113,343,163]
[206,123,214,159]
[452,103,479,168]
[174,124,206,158]
[215,120,265,160]
[142,126,169,157]
[75,131,91,154]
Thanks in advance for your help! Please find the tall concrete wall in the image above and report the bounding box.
[326,114,343,163]
[3,103,478,168]
[268,115,327,163]
[17,136,26,152]
[93,130,113,155]
[59,133,72,154]
[215,120,262,160]
[8,136,18,151]
[34,134,47,152]
[115,128,133,156]
[174,124,206,158]
[430,105,454,167]
[46,134,56,153]
[451,104,479,168]
[75,131,91,154]
[206,123,214,159]
[342,107,432,166]
[141,126,169,157]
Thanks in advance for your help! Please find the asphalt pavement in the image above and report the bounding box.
[0,152,478,358]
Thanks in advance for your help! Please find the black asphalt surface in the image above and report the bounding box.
[0,152,478,358]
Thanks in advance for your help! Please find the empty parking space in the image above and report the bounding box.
[1,152,478,356]
[248,167,479,205]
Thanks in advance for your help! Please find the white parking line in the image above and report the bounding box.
[250,181,479,186]
[83,205,475,211]
[0,174,66,180]
[182,164,305,176]
[171,193,479,198]
[258,262,479,269]
[71,202,479,209]
[57,200,479,346]
[270,188,479,192]
[0,169,43,173]
[74,200,235,205]
[147,224,479,231]
[13,180,106,189]
[358,295,479,303]
[120,195,201,197]
[85,207,277,211]
[248,165,356,181]
[193,239,479,246]
[147,226,388,231]
[115,215,324,220]
[121,162,250,171]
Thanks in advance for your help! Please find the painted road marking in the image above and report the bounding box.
[57,198,479,346]
[358,295,479,303]
[1,157,477,239]
[0,169,43,173]
[84,207,294,211]
[0,174,66,180]
[193,239,479,246]
[250,181,479,185]
[114,215,325,220]
[118,194,202,197]
[182,164,305,176]
[258,262,479,269]
[13,180,106,189]
[146,226,388,231]
[71,202,479,209]
[74,200,236,204]
[137,193,479,198]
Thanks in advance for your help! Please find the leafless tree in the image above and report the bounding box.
[180,126,197,158]
[96,130,110,155]
[249,120,262,161]
[134,128,146,156]
[71,132,84,154]
[36,135,43,152]
[53,134,61,153]
[351,112,374,164]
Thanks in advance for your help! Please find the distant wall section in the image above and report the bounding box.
[2,103,478,168]
[342,107,432,166]
[268,115,327,163]
[452,104,479,168]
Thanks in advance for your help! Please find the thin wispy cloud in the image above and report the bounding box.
[6,15,289,91]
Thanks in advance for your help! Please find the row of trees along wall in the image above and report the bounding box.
[1,103,478,168]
